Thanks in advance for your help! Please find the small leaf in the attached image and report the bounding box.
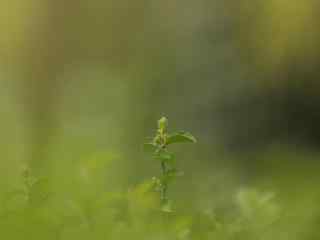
[168,169,184,178]
[166,131,197,145]
[143,143,158,153]
[156,150,175,163]
[161,169,178,184]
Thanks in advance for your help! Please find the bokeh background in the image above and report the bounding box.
[1,1,320,239]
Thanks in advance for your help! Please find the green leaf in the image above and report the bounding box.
[161,169,182,184]
[167,169,184,178]
[166,131,197,145]
[156,150,175,163]
[143,143,158,153]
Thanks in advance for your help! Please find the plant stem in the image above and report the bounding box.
[161,160,168,204]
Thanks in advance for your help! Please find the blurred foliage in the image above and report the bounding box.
[1,149,320,239]
[0,0,320,239]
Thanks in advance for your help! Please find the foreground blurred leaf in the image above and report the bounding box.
[28,178,50,207]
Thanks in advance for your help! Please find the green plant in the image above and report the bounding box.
[144,117,196,212]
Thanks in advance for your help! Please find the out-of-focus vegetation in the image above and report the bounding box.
[1,0,320,239]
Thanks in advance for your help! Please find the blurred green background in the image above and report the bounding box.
[1,0,320,239]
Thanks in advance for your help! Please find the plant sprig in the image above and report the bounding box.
[144,117,196,212]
